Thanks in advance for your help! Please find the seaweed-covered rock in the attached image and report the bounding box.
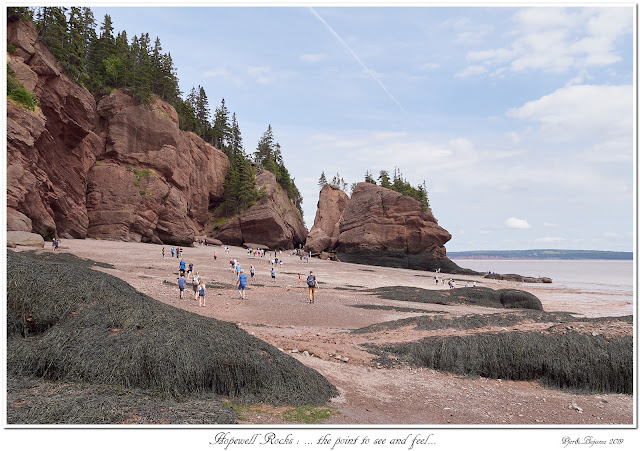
[369,285,544,311]
[7,250,337,407]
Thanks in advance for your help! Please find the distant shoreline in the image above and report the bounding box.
[448,249,633,261]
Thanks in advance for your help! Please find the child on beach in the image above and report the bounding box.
[271,267,276,283]
[192,272,201,300]
[198,279,206,307]
[250,265,255,278]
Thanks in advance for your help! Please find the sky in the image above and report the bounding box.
[87,1,635,252]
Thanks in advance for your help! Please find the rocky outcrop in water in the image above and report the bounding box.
[306,182,474,274]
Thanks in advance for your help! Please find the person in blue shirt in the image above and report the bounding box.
[177,275,186,299]
[271,267,276,283]
[179,259,186,277]
[237,269,248,299]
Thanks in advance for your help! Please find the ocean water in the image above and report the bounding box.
[451,259,634,299]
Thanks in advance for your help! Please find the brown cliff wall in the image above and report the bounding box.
[211,170,308,249]
[6,18,229,245]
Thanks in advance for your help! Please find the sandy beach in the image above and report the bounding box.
[13,239,634,425]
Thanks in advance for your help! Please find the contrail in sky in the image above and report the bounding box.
[309,7,406,113]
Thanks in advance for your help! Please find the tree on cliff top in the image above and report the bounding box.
[254,125,303,215]
[363,168,430,210]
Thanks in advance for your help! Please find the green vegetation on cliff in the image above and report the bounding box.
[364,168,429,209]
[6,65,38,110]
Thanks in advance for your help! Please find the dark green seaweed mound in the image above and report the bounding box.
[7,375,238,424]
[367,331,632,394]
[7,250,337,408]
[369,286,543,310]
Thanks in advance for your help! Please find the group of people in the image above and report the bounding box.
[161,246,183,259]
[434,274,476,289]
[170,244,320,306]
[176,258,207,307]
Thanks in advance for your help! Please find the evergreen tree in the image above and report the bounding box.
[378,170,391,188]
[253,125,303,214]
[229,113,243,157]
[364,170,376,185]
[211,98,231,151]
[36,7,68,66]
[176,96,197,132]
[7,7,33,21]
[66,7,89,85]
[318,171,327,189]
[254,124,275,164]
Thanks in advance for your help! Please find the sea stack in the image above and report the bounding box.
[306,182,471,274]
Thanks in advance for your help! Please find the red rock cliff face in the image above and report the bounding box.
[212,170,307,249]
[307,182,469,273]
[6,18,229,245]
[7,18,97,239]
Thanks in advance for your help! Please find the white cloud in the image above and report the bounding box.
[564,70,592,87]
[535,236,567,243]
[466,7,632,75]
[505,217,531,229]
[507,84,632,142]
[419,62,440,71]
[455,65,487,78]
[300,53,326,64]
[543,222,557,228]
[247,66,274,85]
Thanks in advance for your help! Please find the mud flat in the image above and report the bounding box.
[8,239,633,425]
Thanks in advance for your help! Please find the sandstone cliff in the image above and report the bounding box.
[7,18,302,247]
[306,182,472,274]
[210,170,307,249]
[305,184,349,253]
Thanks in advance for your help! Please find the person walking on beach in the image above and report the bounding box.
[171,247,175,258]
[198,279,206,307]
[250,265,255,278]
[237,269,248,299]
[192,271,201,300]
[214,251,218,262]
[271,267,276,283]
[187,262,194,279]
[162,247,165,259]
[179,259,186,277]
[178,274,186,299]
[307,271,317,303]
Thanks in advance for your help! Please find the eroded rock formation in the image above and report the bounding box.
[305,184,349,254]
[211,171,307,249]
[7,18,302,247]
[306,182,472,274]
